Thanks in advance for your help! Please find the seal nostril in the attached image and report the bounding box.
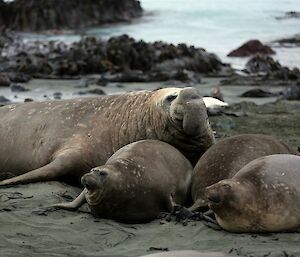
[91,168,99,173]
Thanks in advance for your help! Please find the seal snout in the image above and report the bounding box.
[205,185,223,205]
[81,174,99,191]
[207,192,222,204]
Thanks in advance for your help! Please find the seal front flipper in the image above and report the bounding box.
[188,198,208,212]
[52,189,87,211]
[0,152,85,186]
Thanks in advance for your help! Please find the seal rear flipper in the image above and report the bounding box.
[52,189,87,211]
[0,153,83,186]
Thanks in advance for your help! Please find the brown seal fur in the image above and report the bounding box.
[139,251,236,257]
[206,154,300,233]
[190,134,296,210]
[0,87,214,186]
[55,140,193,223]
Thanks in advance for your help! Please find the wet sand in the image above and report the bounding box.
[0,79,300,257]
[0,77,284,105]
[1,180,300,257]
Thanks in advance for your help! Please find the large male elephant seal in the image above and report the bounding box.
[139,251,236,257]
[0,87,214,186]
[206,154,300,233]
[55,140,193,223]
[190,134,296,211]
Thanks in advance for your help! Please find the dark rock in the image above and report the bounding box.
[276,11,300,20]
[245,54,300,80]
[0,34,230,81]
[10,84,30,92]
[96,79,108,87]
[0,27,15,49]
[53,92,62,99]
[240,89,278,98]
[0,95,10,103]
[245,54,281,74]
[0,74,11,86]
[0,0,143,32]
[228,40,275,57]
[77,88,106,95]
[24,98,34,102]
[282,84,300,100]
[272,34,300,47]
[7,72,31,83]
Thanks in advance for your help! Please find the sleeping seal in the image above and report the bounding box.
[0,87,214,186]
[206,154,300,233]
[54,140,193,223]
[190,134,295,210]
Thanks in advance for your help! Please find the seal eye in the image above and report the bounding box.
[98,170,108,177]
[189,94,200,100]
[222,184,231,189]
[166,95,177,102]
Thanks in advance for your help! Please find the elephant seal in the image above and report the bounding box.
[0,87,214,186]
[139,251,235,257]
[55,140,193,223]
[206,154,300,233]
[190,134,296,211]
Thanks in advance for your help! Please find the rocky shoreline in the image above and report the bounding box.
[0,0,143,32]
[0,33,231,84]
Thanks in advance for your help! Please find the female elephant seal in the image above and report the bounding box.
[0,87,214,186]
[206,154,300,233]
[190,134,296,211]
[55,140,193,223]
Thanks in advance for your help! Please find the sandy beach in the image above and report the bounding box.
[0,0,300,256]
[1,179,300,257]
[0,85,300,256]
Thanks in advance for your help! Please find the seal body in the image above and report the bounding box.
[206,154,300,233]
[0,87,214,186]
[191,134,295,210]
[80,140,193,223]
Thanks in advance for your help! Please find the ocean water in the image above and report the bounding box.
[25,0,300,69]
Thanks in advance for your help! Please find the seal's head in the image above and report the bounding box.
[205,179,257,232]
[155,87,212,136]
[153,87,215,164]
[81,165,118,217]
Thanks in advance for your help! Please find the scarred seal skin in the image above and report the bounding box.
[0,87,214,186]
[58,140,193,223]
[190,134,296,211]
[206,154,300,233]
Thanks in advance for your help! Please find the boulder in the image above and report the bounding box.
[10,84,30,92]
[0,74,10,86]
[240,89,278,98]
[227,40,275,57]
[276,11,300,20]
[245,54,281,74]
[282,83,300,100]
[77,88,106,95]
[272,34,300,47]
[245,54,300,80]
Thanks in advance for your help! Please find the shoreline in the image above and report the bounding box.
[0,77,285,106]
